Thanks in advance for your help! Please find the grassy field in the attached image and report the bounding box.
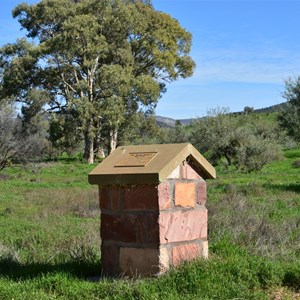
[0,149,299,299]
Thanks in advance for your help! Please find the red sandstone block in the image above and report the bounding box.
[172,243,199,266]
[196,181,207,205]
[146,213,160,243]
[181,162,187,179]
[159,209,208,244]
[111,185,121,212]
[101,214,137,243]
[99,186,110,210]
[119,247,160,276]
[186,164,201,180]
[124,185,158,210]
[158,182,171,210]
[101,244,119,275]
[175,182,195,207]
[101,213,159,244]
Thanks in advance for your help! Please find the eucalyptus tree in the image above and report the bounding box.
[0,0,195,163]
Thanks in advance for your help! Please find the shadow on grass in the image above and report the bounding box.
[0,258,101,281]
[263,183,300,193]
[284,151,300,159]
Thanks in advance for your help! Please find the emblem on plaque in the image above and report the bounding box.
[115,152,158,167]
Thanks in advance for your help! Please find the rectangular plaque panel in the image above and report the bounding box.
[115,152,158,167]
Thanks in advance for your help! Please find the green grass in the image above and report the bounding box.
[0,149,299,299]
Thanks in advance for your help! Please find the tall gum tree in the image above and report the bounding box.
[0,0,195,163]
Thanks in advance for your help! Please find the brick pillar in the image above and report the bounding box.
[99,184,160,277]
[158,163,208,271]
[99,162,208,277]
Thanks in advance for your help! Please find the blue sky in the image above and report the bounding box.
[1,0,300,119]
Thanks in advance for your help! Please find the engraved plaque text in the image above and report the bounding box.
[115,152,158,167]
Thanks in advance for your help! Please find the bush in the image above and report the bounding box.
[0,103,47,170]
[278,76,300,142]
[236,131,283,172]
[190,109,283,172]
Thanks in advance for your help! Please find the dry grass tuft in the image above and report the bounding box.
[25,188,99,218]
[208,186,300,260]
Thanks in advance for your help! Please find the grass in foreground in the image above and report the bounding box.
[0,241,299,299]
[0,149,299,299]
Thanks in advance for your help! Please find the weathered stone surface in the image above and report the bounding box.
[175,182,195,208]
[89,143,216,185]
[181,161,187,179]
[101,213,159,244]
[146,213,160,243]
[167,165,180,179]
[186,164,201,180]
[159,209,207,244]
[94,144,214,277]
[123,185,158,210]
[201,240,209,259]
[196,181,207,205]
[159,247,170,273]
[99,185,122,211]
[101,244,119,276]
[99,186,110,210]
[181,162,202,179]
[101,214,137,243]
[111,185,121,212]
[119,247,159,276]
[172,243,199,266]
[158,182,171,210]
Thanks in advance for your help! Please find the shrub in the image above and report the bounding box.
[278,76,300,142]
[0,103,47,170]
[236,132,283,172]
[191,109,283,172]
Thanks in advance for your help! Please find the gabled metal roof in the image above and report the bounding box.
[88,143,216,185]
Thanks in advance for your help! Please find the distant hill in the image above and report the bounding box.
[155,116,178,128]
[155,102,287,127]
[155,116,197,127]
[251,102,288,114]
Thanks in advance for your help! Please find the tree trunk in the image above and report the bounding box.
[94,133,106,159]
[96,146,105,159]
[84,130,94,164]
[109,129,118,154]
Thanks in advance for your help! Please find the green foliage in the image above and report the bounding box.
[189,109,284,172]
[118,112,166,146]
[278,76,300,142]
[166,120,192,144]
[145,110,284,173]
[243,106,255,114]
[48,112,82,157]
[0,102,47,170]
[0,148,299,298]
[1,0,195,162]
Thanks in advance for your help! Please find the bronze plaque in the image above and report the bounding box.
[115,152,158,167]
